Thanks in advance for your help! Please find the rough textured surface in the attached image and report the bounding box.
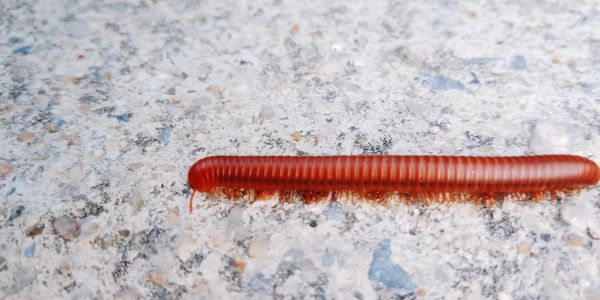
[1,0,600,299]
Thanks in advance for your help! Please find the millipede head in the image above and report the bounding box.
[188,158,212,192]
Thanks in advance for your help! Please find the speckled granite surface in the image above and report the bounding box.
[2,1,600,299]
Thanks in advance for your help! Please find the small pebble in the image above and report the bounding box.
[228,206,245,226]
[23,243,35,257]
[258,105,275,123]
[296,66,309,75]
[230,258,245,273]
[17,131,34,142]
[68,76,82,84]
[368,239,416,296]
[540,233,551,242]
[114,287,140,300]
[248,273,271,291]
[104,139,120,152]
[64,134,78,146]
[561,200,596,232]
[9,205,25,221]
[319,60,345,79]
[59,261,71,274]
[0,256,7,272]
[78,105,91,113]
[68,163,84,179]
[542,262,554,275]
[25,223,45,237]
[325,202,345,221]
[585,290,600,300]
[321,249,340,268]
[290,24,300,34]
[115,113,132,123]
[566,234,587,247]
[511,55,527,70]
[118,229,130,237]
[127,162,144,171]
[284,249,304,261]
[588,227,600,240]
[164,208,179,230]
[146,272,167,287]
[53,215,81,241]
[426,74,465,91]
[529,120,583,153]
[10,266,38,294]
[311,31,323,38]
[157,128,172,144]
[0,164,12,178]
[206,85,221,96]
[174,233,198,261]
[291,131,302,142]
[12,45,32,55]
[130,190,143,212]
[193,277,211,295]
[210,231,225,247]
[47,124,59,133]
[416,289,427,297]
[248,237,270,258]
[517,244,532,255]
[498,292,513,300]
[97,237,116,249]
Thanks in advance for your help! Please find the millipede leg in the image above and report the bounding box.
[189,190,197,213]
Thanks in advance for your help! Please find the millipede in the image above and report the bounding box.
[187,155,600,212]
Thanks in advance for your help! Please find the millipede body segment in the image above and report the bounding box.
[187,155,600,210]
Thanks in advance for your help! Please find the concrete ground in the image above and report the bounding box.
[1,0,600,299]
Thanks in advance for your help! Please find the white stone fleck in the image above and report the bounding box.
[174,233,198,261]
[248,237,270,258]
[53,216,81,241]
[498,292,513,300]
[529,120,585,154]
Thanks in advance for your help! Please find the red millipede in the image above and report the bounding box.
[187,155,600,212]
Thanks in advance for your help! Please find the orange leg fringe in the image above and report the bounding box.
[190,186,580,209]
